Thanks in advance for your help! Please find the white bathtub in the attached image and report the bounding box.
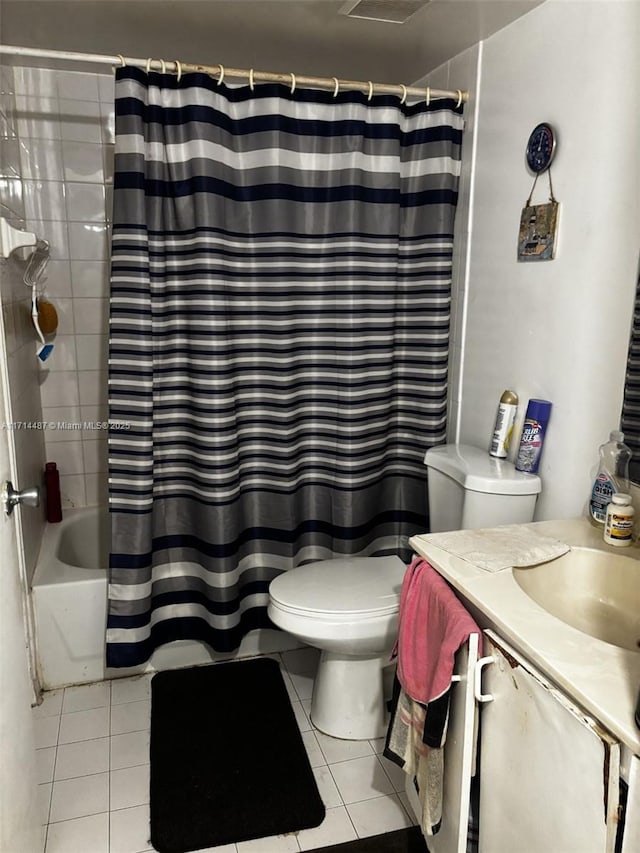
[31,507,298,689]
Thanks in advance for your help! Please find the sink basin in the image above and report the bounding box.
[513,547,640,652]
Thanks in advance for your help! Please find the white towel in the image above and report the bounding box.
[424,524,570,572]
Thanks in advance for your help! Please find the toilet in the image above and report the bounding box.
[268,443,541,740]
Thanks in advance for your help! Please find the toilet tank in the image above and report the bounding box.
[425,444,541,533]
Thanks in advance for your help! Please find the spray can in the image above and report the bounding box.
[515,399,552,474]
[489,390,519,458]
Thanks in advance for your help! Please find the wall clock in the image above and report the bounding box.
[525,123,557,174]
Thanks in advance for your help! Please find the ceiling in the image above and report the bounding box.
[0,0,545,84]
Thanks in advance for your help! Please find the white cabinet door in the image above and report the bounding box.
[479,630,621,853]
[407,633,480,853]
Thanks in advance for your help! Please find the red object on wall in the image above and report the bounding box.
[45,462,62,523]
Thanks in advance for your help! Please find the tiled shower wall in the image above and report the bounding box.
[1,64,115,510]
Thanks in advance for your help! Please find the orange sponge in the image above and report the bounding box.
[37,300,58,335]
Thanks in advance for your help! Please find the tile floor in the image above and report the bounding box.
[33,648,418,853]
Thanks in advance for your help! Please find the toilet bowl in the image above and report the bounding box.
[268,556,406,740]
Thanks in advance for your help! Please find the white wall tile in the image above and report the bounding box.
[72,298,108,334]
[39,371,79,408]
[51,439,85,476]
[41,260,72,298]
[70,261,109,298]
[19,137,64,181]
[82,437,108,474]
[13,67,57,98]
[15,95,60,140]
[43,335,77,372]
[62,141,104,183]
[56,71,100,102]
[59,473,86,507]
[58,99,102,144]
[65,183,105,222]
[68,222,108,261]
[78,370,107,406]
[75,334,107,371]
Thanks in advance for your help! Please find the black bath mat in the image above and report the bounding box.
[150,657,325,852]
[306,826,429,853]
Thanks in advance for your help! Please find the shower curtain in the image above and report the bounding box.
[106,65,463,667]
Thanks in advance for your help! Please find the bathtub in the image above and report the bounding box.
[31,507,298,690]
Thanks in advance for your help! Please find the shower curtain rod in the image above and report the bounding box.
[0,44,468,104]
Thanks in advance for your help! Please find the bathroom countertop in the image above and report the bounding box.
[409,517,640,762]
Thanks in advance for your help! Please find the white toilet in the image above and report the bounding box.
[268,443,541,740]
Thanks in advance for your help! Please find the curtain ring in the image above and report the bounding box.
[174,61,182,82]
[425,86,431,106]
[290,73,296,94]
[116,54,126,67]
[367,81,373,101]
[400,84,407,105]
[160,59,166,74]
[217,64,225,85]
[332,77,340,97]
[249,68,255,91]
[456,89,463,108]
[145,58,152,74]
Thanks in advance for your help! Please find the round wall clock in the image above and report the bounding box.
[526,123,557,174]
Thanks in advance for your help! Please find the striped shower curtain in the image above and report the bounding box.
[106,66,463,667]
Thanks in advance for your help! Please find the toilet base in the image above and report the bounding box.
[310,650,390,740]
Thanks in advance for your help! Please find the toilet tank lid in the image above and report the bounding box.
[424,444,541,496]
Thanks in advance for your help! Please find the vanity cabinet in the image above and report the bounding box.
[478,631,621,853]
[412,629,636,853]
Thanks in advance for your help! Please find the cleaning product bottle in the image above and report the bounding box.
[44,462,62,523]
[604,493,634,546]
[514,399,552,474]
[589,430,631,524]
[489,390,518,458]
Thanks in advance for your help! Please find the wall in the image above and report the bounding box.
[452,0,640,520]
[0,64,48,582]
[6,65,114,509]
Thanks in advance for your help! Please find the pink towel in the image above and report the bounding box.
[395,556,482,704]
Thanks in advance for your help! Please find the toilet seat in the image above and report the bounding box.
[268,556,406,619]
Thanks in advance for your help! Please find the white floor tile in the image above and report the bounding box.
[55,737,110,780]
[110,764,150,811]
[49,772,109,823]
[110,730,150,770]
[379,752,407,792]
[36,747,56,784]
[38,783,52,826]
[236,832,300,851]
[34,715,60,749]
[312,765,343,808]
[109,804,153,853]
[45,812,109,853]
[110,699,150,735]
[62,681,111,713]
[329,755,395,804]
[368,736,385,754]
[398,791,418,825]
[32,689,64,719]
[346,793,413,838]
[315,730,374,765]
[301,730,326,768]
[290,699,312,732]
[297,806,357,851]
[287,670,316,701]
[110,674,152,705]
[58,706,110,744]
